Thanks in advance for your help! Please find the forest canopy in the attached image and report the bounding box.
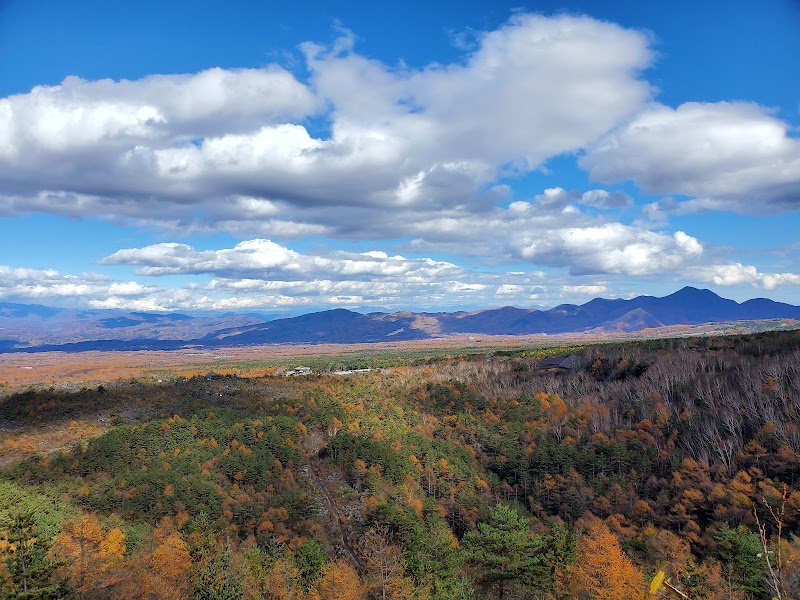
[1,329,799,599]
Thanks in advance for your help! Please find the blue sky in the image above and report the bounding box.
[1,0,799,313]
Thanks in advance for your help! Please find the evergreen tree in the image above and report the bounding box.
[191,542,243,600]
[533,523,577,596]
[405,515,472,599]
[187,517,243,600]
[293,539,326,591]
[464,504,542,598]
[1,511,73,600]
[714,525,769,599]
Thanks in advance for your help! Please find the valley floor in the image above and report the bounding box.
[1,318,797,389]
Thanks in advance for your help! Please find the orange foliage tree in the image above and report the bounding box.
[360,526,415,600]
[316,559,366,600]
[52,513,125,598]
[561,520,645,600]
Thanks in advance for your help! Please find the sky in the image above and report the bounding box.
[1,0,799,314]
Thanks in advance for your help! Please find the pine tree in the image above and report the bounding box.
[1,511,73,600]
[405,515,471,599]
[293,539,326,592]
[191,542,243,600]
[463,503,542,599]
[534,523,577,596]
[714,525,769,599]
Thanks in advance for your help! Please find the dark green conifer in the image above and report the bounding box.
[0,511,73,600]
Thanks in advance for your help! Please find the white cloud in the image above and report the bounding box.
[496,284,524,295]
[103,240,301,276]
[3,248,798,314]
[0,67,318,152]
[634,201,669,228]
[0,13,653,233]
[102,238,464,281]
[306,13,652,170]
[4,13,794,309]
[581,101,800,213]
[580,189,632,209]
[522,187,632,213]
[688,263,800,289]
[511,224,704,276]
[0,265,156,301]
[96,196,787,293]
[561,284,609,295]
[98,235,797,308]
[95,239,567,309]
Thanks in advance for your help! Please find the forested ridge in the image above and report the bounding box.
[1,330,799,599]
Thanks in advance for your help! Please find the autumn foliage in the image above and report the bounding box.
[2,329,800,599]
[561,519,645,599]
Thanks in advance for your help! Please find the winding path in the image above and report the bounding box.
[308,457,365,572]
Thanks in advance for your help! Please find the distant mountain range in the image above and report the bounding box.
[2,287,800,353]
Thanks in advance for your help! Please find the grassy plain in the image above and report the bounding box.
[1,318,797,390]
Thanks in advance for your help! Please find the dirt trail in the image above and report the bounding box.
[307,457,365,572]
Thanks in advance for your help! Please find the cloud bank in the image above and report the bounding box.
[581,102,800,213]
[1,12,798,311]
[0,14,653,233]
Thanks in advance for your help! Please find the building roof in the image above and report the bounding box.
[285,366,312,376]
[536,356,579,370]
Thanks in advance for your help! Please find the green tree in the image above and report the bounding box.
[187,516,242,600]
[405,516,471,600]
[464,504,542,599]
[293,539,326,591]
[191,542,242,600]
[1,511,73,599]
[534,524,577,596]
[714,525,769,599]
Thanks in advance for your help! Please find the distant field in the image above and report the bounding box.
[0,334,564,388]
[1,319,797,389]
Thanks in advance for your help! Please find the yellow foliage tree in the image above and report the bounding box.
[53,513,125,598]
[100,527,126,560]
[267,558,302,600]
[361,526,416,600]
[560,520,645,600]
[316,560,366,600]
[113,528,192,600]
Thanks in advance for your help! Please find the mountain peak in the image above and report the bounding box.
[1,288,799,352]
[669,286,720,299]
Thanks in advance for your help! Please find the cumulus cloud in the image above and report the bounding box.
[99,234,799,309]
[581,101,800,213]
[1,251,554,311]
[0,13,653,231]
[522,187,632,212]
[580,189,632,209]
[99,239,567,309]
[510,224,704,276]
[0,67,318,152]
[102,238,464,281]
[688,263,800,289]
[0,265,157,301]
[4,13,794,309]
[304,13,652,172]
[561,284,609,295]
[4,243,798,315]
